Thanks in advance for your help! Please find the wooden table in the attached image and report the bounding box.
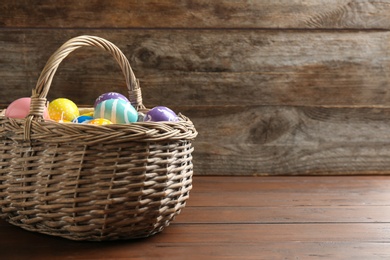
[2,175,390,259]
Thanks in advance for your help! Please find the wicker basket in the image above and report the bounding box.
[0,35,197,241]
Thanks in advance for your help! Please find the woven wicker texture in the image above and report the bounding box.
[0,35,197,241]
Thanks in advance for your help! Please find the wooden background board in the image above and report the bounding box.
[1,0,390,175]
[2,0,390,29]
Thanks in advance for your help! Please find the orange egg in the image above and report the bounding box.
[88,118,112,125]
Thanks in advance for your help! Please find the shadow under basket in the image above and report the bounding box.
[0,35,197,241]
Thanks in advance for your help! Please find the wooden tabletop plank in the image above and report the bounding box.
[1,221,390,260]
[188,191,390,207]
[192,176,390,190]
[157,223,390,243]
[188,176,390,206]
[175,206,390,224]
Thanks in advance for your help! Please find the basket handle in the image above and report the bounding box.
[28,35,144,119]
[24,35,144,140]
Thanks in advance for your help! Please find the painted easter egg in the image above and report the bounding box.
[88,118,113,125]
[48,98,79,122]
[144,106,178,122]
[72,115,93,124]
[94,99,138,124]
[94,92,129,108]
[81,111,94,117]
[5,97,50,119]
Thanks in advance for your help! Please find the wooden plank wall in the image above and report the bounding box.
[1,0,390,175]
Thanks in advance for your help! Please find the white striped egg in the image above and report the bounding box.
[94,99,138,124]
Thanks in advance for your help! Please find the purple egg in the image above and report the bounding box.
[94,92,129,108]
[144,106,178,122]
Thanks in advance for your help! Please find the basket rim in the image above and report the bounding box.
[0,111,197,144]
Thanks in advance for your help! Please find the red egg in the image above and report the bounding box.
[5,97,50,120]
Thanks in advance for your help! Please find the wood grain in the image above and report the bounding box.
[1,0,390,29]
[1,176,390,259]
[1,29,390,107]
[187,176,390,206]
[183,105,390,175]
[176,206,390,223]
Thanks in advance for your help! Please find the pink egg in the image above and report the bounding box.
[5,97,50,119]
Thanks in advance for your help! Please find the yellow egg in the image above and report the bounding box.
[48,98,79,122]
[88,118,112,125]
[81,112,94,117]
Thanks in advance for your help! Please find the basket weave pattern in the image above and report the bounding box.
[0,35,197,241]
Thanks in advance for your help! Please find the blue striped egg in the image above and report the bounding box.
[94,99,138,124]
